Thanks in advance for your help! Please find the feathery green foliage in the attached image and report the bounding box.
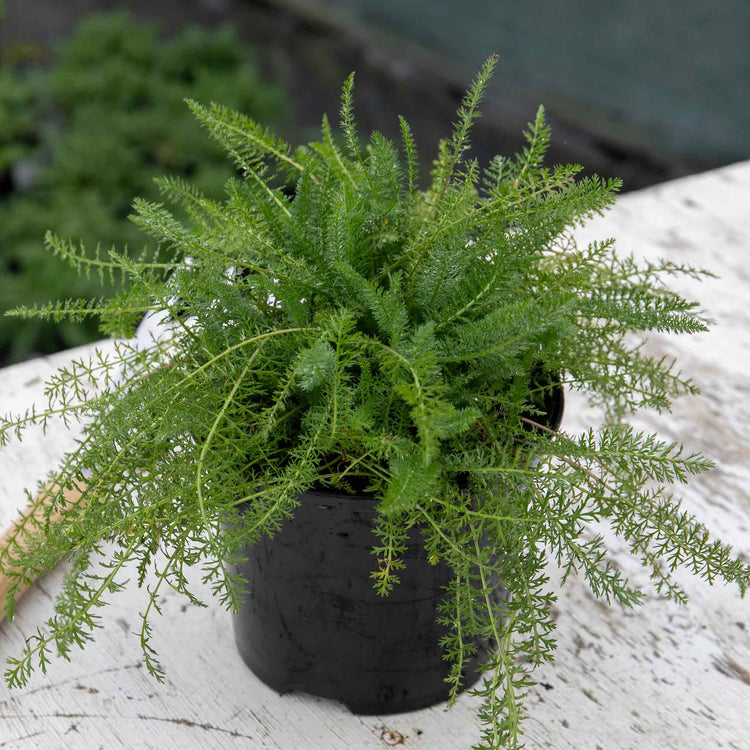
[1,59,747,749]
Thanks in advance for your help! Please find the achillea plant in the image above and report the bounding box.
[1,56,747,749]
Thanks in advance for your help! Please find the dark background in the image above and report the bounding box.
[4,0,748,191]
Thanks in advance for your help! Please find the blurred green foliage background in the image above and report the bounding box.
[0,11,282,363]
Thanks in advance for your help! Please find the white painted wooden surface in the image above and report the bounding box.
[1,162,749,749]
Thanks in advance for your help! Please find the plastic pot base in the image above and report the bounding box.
[232,490,494,715]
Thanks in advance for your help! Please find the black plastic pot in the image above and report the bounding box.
[232,383,564,714]
[233,490,495,714]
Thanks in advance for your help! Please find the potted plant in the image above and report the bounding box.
[1,56,747,749]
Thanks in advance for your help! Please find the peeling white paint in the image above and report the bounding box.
[1,160,749,748]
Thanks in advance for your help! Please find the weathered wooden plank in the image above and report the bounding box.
[1,161,749,748]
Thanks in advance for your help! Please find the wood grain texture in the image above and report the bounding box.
[0,482,84,621]
[1,161,749,748]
